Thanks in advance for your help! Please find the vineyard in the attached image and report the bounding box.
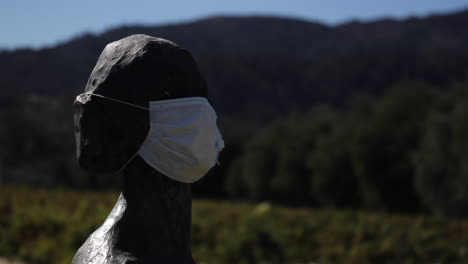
[0,186,467,263]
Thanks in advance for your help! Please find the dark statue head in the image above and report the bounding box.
[73,34,208,173]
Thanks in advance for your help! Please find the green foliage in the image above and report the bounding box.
[226,106,338,205]
[349,82,437,211]
[413,85,468,216]
[1,187,468,264]
[306,111,359,208]
[0,187,113,264]
[226,81,468,215]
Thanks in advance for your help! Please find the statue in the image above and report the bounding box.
[72,34,223,264]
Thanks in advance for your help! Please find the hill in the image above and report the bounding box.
[1,9,468,122]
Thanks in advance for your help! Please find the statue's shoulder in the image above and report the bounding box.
[72,227,112,264]
[72,232,136,264]
[72,194,135,264]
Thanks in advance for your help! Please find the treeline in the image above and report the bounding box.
[2,81,468,216]
[225,81,468,216]
[0,94,87,187]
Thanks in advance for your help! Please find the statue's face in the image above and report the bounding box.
[73,42,149,173]
[73,90,150,173]
[74,93,113,172]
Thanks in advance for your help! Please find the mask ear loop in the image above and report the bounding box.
[77,92,150,175]
[115,151,141,175]
[77,92,150,111]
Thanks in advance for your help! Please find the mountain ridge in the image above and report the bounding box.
[1,8,468,123]
[4,7,467,52]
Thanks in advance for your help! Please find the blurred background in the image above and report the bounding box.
[2,0,468,263]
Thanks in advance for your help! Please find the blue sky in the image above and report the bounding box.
[1,0,467,50]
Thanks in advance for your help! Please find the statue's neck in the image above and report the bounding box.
[112,156,193,261]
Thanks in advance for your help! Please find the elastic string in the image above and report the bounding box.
[82,92,149,111]
[115,151,140,176]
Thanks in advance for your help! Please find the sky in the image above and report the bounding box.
[1,0,468,50]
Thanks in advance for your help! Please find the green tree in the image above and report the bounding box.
[350,82,436,211]
[306,113,359,208]
[413,84,468,216]
[226,106,339,205]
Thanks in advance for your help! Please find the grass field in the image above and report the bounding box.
[1,186,468,264]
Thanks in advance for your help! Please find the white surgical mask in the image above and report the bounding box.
[76,93,224,183]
